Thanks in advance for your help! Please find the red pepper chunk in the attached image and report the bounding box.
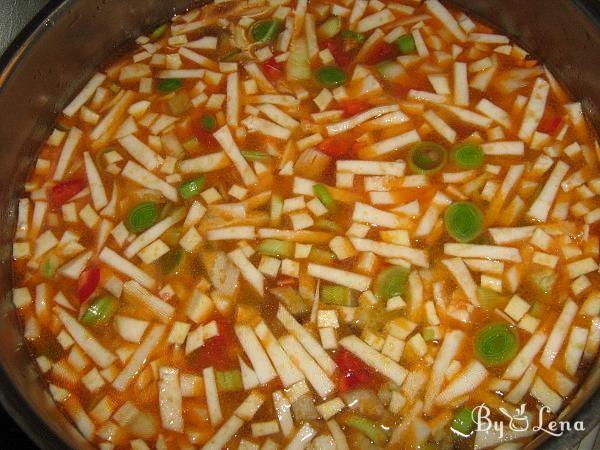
[78,266,100,303]
[49,179,86,209]
[262,56,284,81]
[190,115,220,150]
[335,349,378,392]
[364,41,397,65]
[340,99,370,117]
[318,135,353,158]
[325,38,352,67]
[538,116,562,134]
[197,318,237,370]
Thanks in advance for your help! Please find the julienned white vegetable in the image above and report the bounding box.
[336,160,405,177]
[53,127,83,181]
[63,73,106,117]
[518,77,550,142]
[54,306,116,368]
[124,212,184,259]
[83,152,108,210]
[214,125,258,186]
[444,243,522,262]
[228,249,265,295]
[527,160,570,222]
[57,250,92,280]
[327,420,350,450]
[481,141,524,156]
[437,360,488,405]
[279,334,335,399]
[207,226,256,241]
[226,71,239,127]
[307,263,371,292]
[505,364,537,404]
[352,202,403,228]
[99,247,155,289]
[254,321,305,387]
[423,330,464,414]
[441,258,478,305]
[349,238,428,267]
[284,422,317,450]
[503,330,548,379]
[242,116,292,140]
[565,326,588,376]
[113,323,166,391]
[425,0,466,42]
[234,324,278,385]
[277,305,337,376]
[489,226,535,244]
[158,367,184,432]
[273,390,295,437]
[204,366,223,427]
[258,104,299,129]
[339,335,407,386]
[540,299,578,368]
[121,161,178,202]
[326,105,399,136]
[179,152,231,174]
[123,280,175,323]
[530,376,562,414]
[118,135,163,171]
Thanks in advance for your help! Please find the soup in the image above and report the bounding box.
[11,0,600,448]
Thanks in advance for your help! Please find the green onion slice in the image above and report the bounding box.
[408,141,447,174]
[444,201,484,243]
[340,30,366,43]
[395,34,416,54]
[451,143,485,169]
[149,23,168,41]
[241,150,271,161]
[180,176,206,199]
[451,407,475,436]
[81,295,119,326]
[313,184,335,209]
[216,370,243,392]
[157,78,182,93]
[343,414,388,446]
[474,323,520,367]
[315,218,342,233]
[200,113,217,132]
[315,66,347,88]
[126,202,159,234]
[160,248,184,275]
[250,19,284,43]
[375,266,410,300]
[257,239,294,258]
[320,284,354,306]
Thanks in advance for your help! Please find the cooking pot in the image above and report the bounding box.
[0,0,599,448]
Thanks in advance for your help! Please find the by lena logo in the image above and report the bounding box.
[465,404,585,440]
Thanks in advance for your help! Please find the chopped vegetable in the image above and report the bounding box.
[49,179,86,209]
[340,30,365,44]
[200,113,217,132]
[241,150,271,161]
[157,78,182,93]
[81,295,119,326]
[78,266,100,303]
[149,23,168,41]
[444,202,484,243]
[474,323,520,367]
[179,176,206,199]
[451,407,475,436]
[395,34,416,54]
[251,19,284,42]
[315,66,347,88]
[320,284,354,306]
[216,370,243,392]
[319,16,342,39]
[126,202,160,234]
[343,414,388,446]
[375,266,409,300]
[451,143,484,169]
[313,184,335,210]
[160,248,184,275]
[527,267,557,300]
[477,287,508,311]
[258,239,294,258]
[408,142,447,174]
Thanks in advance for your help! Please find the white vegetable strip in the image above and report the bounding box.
[226,71,239,127]
[444,243,522,262]
[505,364,538,404]
[353,202,403,228]
[307,263,371,291]
[565,326,588,376]
[518,77,550,142]
[362,130,420,157]
[489,226,535,244]
[503,330,548,379]
[258,104,299,129]
[113,323,166,391]
[122,281,175,323]
[54,307,116,368]
[327,420,350,450]
[121,161,178,202]
[326,105,399,136]
[242,116,292,140]
[228,249,264,295]
[204,366,223,427]
[234,324,277,385]
[118,135,163,171]
[540,299,578,368]
[339,335,407,386]
[425,0,466,42]
[214,125,258,186]
[159,367,184,432]
[53,127,83,181]
[279,334,335,399]
[200,416,243,450]
[179,152,231,174]
[273,390,294,438]
[337,160,405,176]
[254,321,304,387]
[124,212,184,258]
[63,73,106,117]
[481,141,524,156]
[99,247,155,289]
[284,423,317,450]
[527,161,569,222]
[436,360,487,405]
[83,152,108,211]
[441,258,478,305]
[350,238,428,267]
[207,226,255,241]
[453,62,469,106]
[476,98,511,128]
[277,305,337,376]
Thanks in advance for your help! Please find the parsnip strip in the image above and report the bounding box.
[425,0,467,42]
[436,360,487,405]
[63,73,106,117]
[326,105,399,136]
[527,161,570,222]
[200,416,243,450]
[453,62,469,106]
[280,335,335,398]
[254,321,304,387]
[121,161,178,202]
[258,104,299,129]
[125,212,184,258]
[337,160,405,176]
[565,326,588,376]
[159,367,184,432]
[362,130,421,158]
[540,299,578,368]
[99,247,155,289]
[258,228,333,244]
[339,335,407,386]
[277,305,337,376]
[286,423,317,450]
[423,330,464,414]
[204,366,223,427]
[481,141,524,156]
[356,9,395,33]
[505,364,538,404]
[476,98,511,128]
[350,238,428,267]
[179,152,231,174]
[207,226,255,241]
[118,135,163,171]
[214,125,258,186]
[53,127,83,181]
[247,95,299,107]
[518,77,550,143]
[273,390,294,437]
[83,152,108,211]
[235,324,277,386]
[54,307,116,368]
[122,280,175,323]
[90,90,136,143]
[423,110,456,143]
[242,116,292,140]
[228,248,264,295]
[157,69,206,79]
[503,330,548,379]
[444,243,521,262]
[113,323,166,391]
[489,226,535,244]
[226,71,239,127]
[307,263,371,291]
[353,202,403,228]
[440,105,492,128]
[441,258,478,305]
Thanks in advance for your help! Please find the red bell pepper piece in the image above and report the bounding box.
[340,99,370,117]
[196,318,237,370]
[262,56,284,81]
[325,38,352,67]
[335,349,378,392]
[49,179,86,209]
[190,125,219,150]
[318,135,354,158]
[538,116,562,134]
[77,266,100,303]
[364,41,396,65]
